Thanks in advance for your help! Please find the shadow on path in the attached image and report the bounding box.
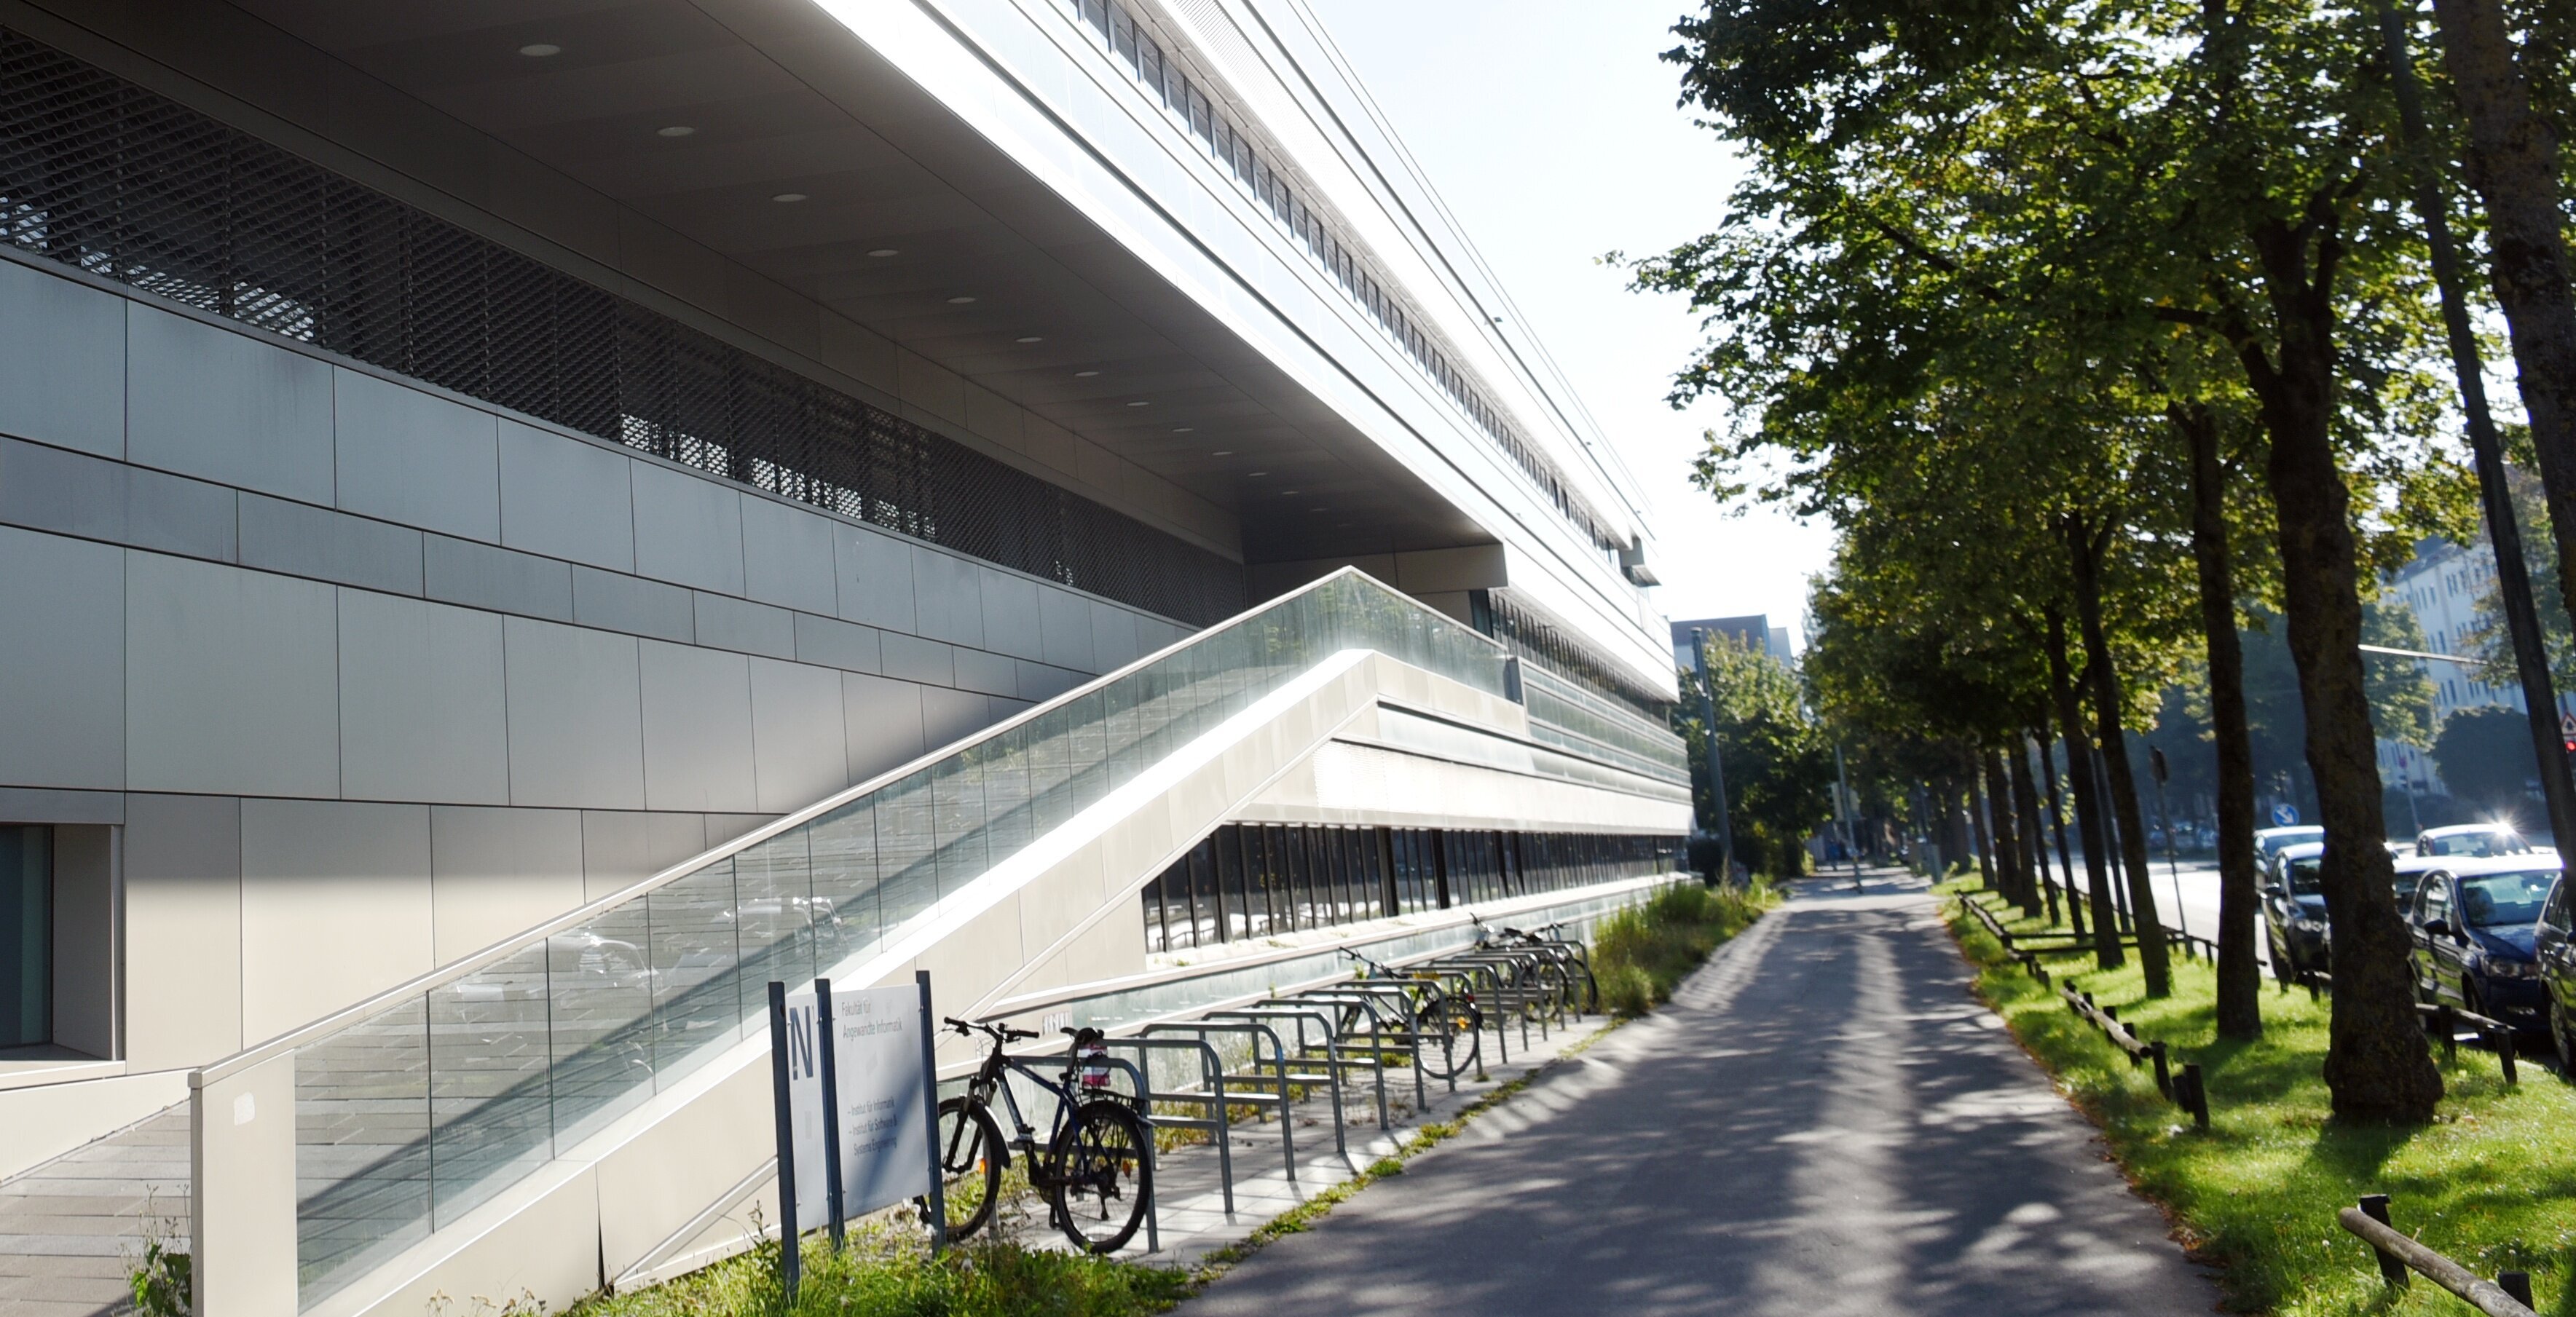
[1179,874,2218,1316]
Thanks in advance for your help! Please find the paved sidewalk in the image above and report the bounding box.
[0,1104,189,1316]
[1178,873,2219,1316]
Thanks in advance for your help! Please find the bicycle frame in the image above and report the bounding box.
[961,1044,1094,1184]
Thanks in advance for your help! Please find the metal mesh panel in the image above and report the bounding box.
[0,28,1245,625]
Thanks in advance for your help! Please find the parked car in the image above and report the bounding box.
[2255,824,2325,865]
[2406,855,2559,1034]
[2262,848,2443,984]
[2536,874,2576,1065]
[2262,842,2328,984]
[2415,823,2538,858]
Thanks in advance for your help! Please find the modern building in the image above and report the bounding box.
[0,1,1689,1312]
[1669,614,1793,668]
[2388,540,2519,724]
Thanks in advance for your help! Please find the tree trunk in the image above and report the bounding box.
[2036,732,2086,938]
[2237,218,2442,1121]
[2428,0,2576,636]
[1967,758,1998,891]
[2011,739,2061,924]
[2067,520,2173,996]
[2175,402,2265,1038]
[2047,606,2122,967]
[1985,751,2029,911]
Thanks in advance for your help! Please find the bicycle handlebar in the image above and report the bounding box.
[943,1016,1039,1042]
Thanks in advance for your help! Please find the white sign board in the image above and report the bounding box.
[781,984,931,1226]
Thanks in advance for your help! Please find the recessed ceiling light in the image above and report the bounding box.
[1015,336,1044,344]
[945,296,977,304]
[867,248,899,258]
[519,43,562,57]
[1074,370,1100,378]
[1210,450,1232,456]
[1246,471,1268,478]
[657,124,696,138]
[771,192,808,203]
[1171,427,1194,433]
[1126,400,1151,408]
[1282,489,1300,496]
[1311,507,1328,513]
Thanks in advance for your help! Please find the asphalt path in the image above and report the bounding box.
[1180,873,2218,1317]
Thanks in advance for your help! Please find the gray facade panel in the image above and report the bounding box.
[571,566,694,644]
[792,612,881,674]
[748,657,848,813]
[503,616,646,810]
[127,305,335,505]
[425,534,575,622]
[239,494,425,597]
[126,552,341,797]
[1092,606,1141,672]
[337,590,511,805]
[579,810,708,901]
[909,547,983,648]
[637,640,758,813]
[631,461,746,596]
[920,687,990,753]
[833,525,915,632]
[0,258,125,459]
[0,527,124,791]
[0,786,123,825]
[497,420,634,572]
[879,631,953,686]
[1036,585,1096,672]
[1015,660,1081,705]
[333,367,503,542]
[739,495,838,616]
[841,671,926,783]
[0,436,235,562]
[951,646,1017,699]
[979,570,1043,662]
[692,591,795,660]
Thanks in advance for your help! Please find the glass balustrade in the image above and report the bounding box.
[280,571,1511,1308]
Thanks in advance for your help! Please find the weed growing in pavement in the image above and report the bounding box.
[1940,879,2576,1316]
[1591,880,1774,1016]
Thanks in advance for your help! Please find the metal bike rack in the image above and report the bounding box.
[1142,1019,1299,1185]
[1210,1003,1390,1159]
[1005,1048,1165,1254]
[1291,984,1441,1100]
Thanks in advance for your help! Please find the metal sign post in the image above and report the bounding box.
[2150,747,2187,942]
[765,981,802,1302]
[916,970,950,1253]
[814,977,846,1249]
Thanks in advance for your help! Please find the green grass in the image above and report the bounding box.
[1591,880,1776,1016]
[1939,878,2576,1316]
[559,1220,1190,1317]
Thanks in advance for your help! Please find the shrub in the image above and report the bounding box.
[1588,881,1772,1016]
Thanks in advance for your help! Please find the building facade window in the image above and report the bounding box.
[0,825,50,1048]
[1139,823,1680,952]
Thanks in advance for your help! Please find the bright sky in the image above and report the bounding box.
[1301,0,1835,652]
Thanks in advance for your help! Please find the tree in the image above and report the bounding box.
[1656,0,2453,1116]
[1673,635,1837,877]
[2432,706,2545,821]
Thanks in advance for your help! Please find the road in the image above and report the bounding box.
[1180,874,2218,1317]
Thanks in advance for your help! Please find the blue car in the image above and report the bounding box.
[2407,857,2561,1033]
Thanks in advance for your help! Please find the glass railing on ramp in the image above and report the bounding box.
[206,569,1507,1310]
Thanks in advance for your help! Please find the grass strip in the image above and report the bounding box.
[1591,880,1776,1015]
[1938,878,2576,1316]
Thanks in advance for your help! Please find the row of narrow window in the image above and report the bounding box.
[1059,0,1625,561]
[1140,823,1683,952]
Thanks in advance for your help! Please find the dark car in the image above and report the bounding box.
[2537,875,2576,1065]
[2268,853,2444,985]
[2262,843,2328,984]
[2408,858,2559,1033]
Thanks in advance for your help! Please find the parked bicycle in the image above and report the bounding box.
[1497,920,1601,1014]
[931,1019,1153,1253]
[1344,947,1483,1080]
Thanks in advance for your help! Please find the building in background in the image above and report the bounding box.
[0,2,1690,1309]
[1671,614,1795,668]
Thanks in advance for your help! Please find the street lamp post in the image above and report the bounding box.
[1691,630,1738,885]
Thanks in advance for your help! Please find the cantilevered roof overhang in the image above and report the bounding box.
[27,0,1677,697]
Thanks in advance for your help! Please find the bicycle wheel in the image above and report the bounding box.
[1046,1099,1152,1253]
[1414,988,1482,1081]
[932,1096,1006,1241]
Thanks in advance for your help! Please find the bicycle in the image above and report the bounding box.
[931,1019,1154,1253]
[1499,920,1601,1015]
[1344,947,1482,1080]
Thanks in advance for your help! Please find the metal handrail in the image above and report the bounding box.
[197,566,1505,1082]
